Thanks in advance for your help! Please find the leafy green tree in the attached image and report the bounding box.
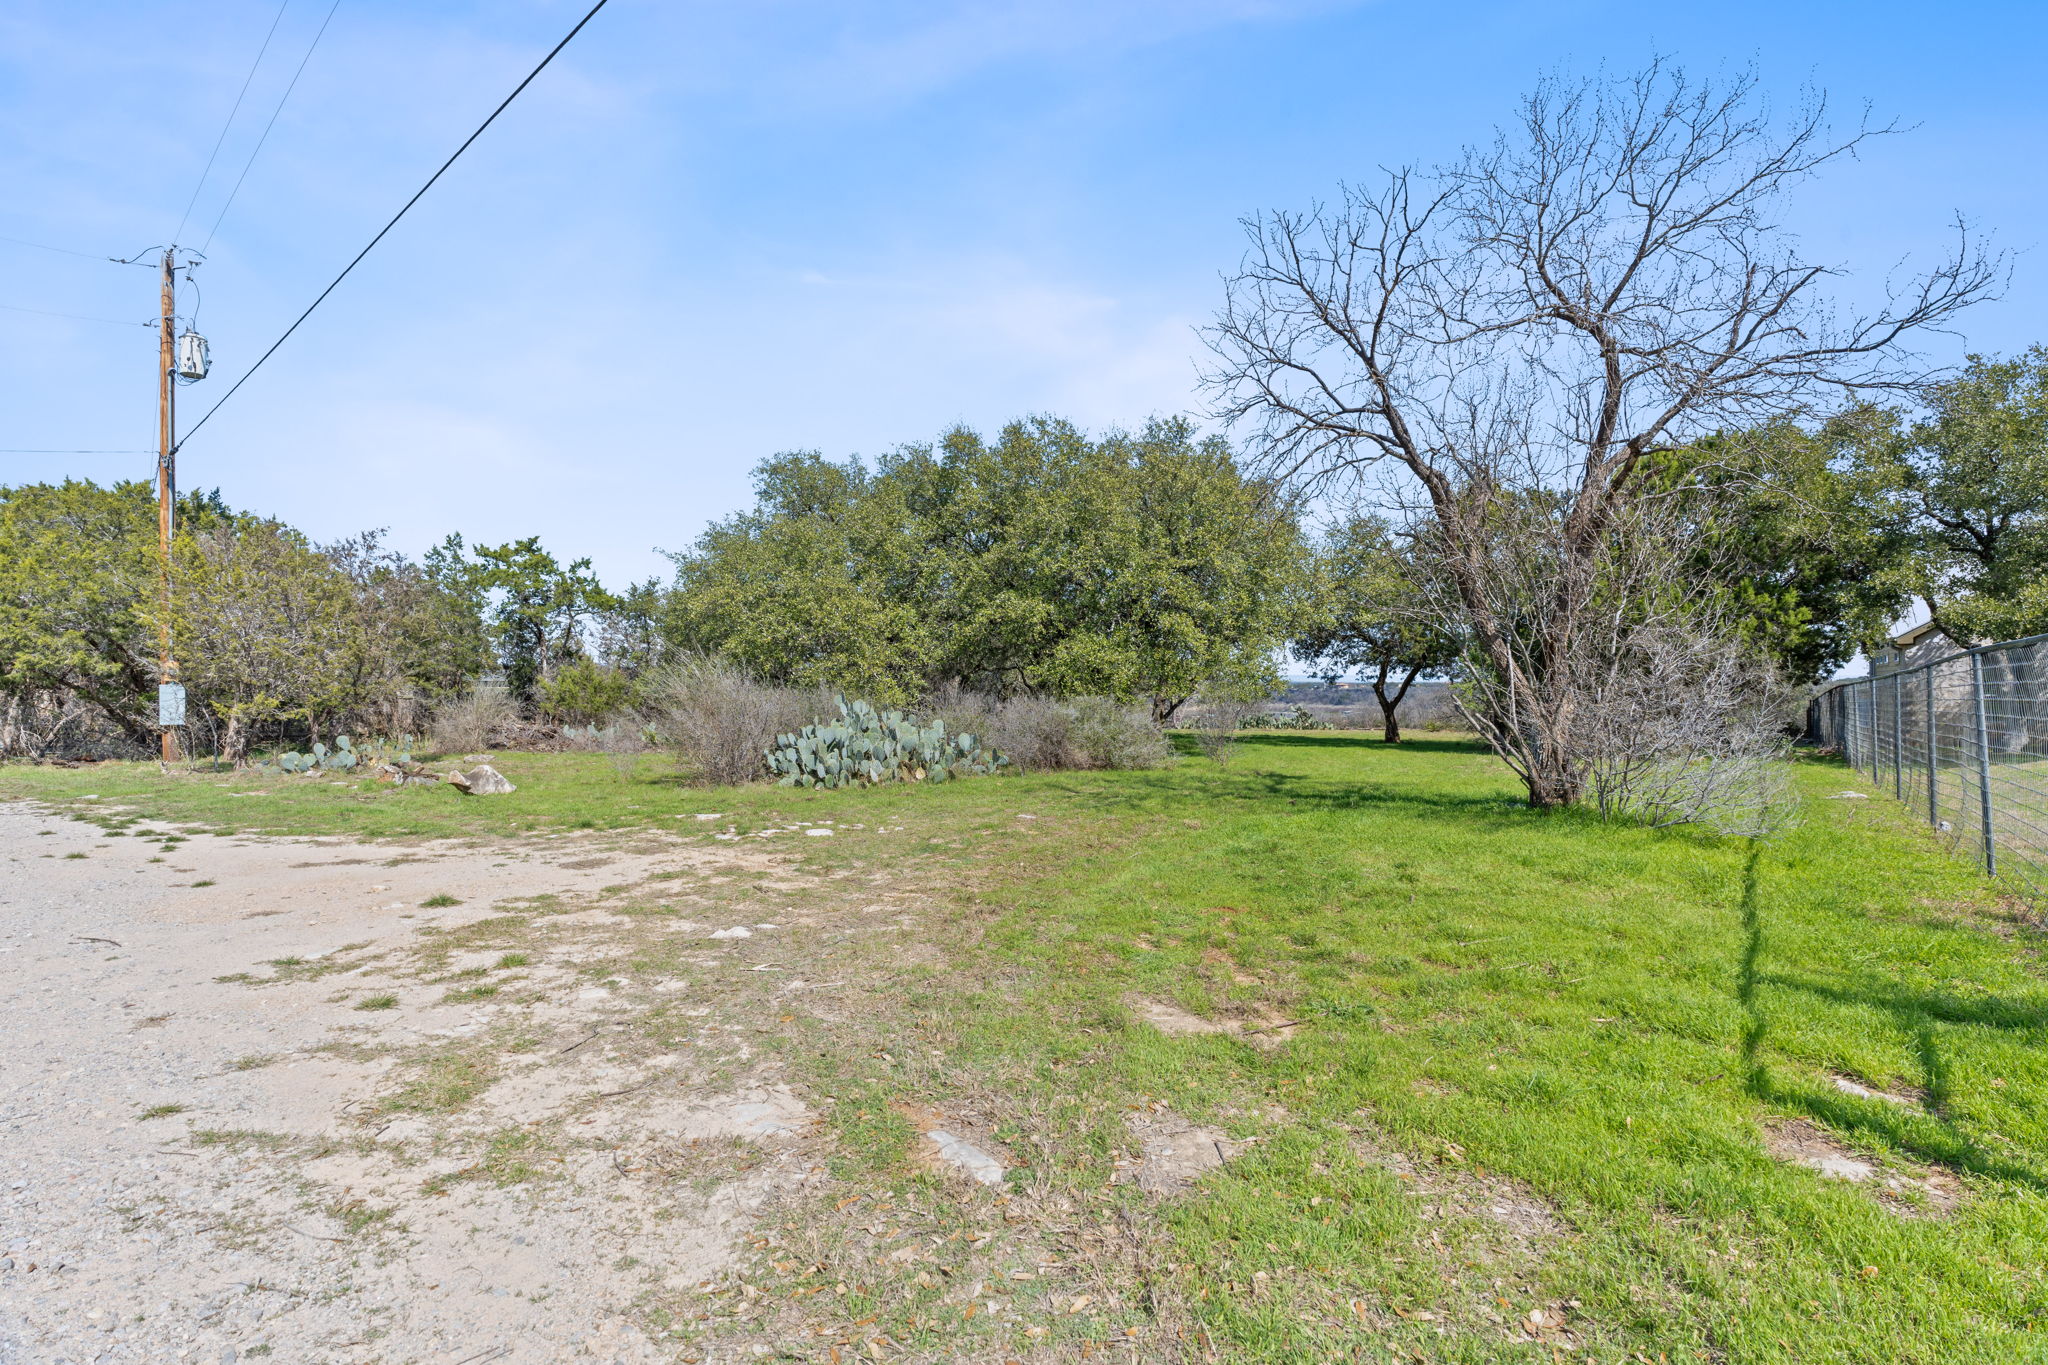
[595,577,667,676]
[1293,517,1460,741]
[463,537,616,703]
[1855,346,2048,644]
[1655,415,1915,682]
[0,480,233,748]
[167,516,362,761]
[668,418,1305,715]
[418,534,495,690]
[905,417,1305,719]
[663,453,935,703]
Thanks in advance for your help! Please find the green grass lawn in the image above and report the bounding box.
[7,735,2047,1362]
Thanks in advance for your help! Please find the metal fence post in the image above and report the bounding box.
[1925,664,1938,825]
[1892,676,1904,800]
[1973,650,1997,876]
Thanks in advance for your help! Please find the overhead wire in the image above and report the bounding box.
[0,301,154,329]
[0,233,144,264]
[178,0,614,450]
[171,0,294,247]
[200,0,344,254]
[0,449,157,455]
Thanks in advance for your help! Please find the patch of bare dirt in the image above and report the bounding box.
[0,800,833,1363]
[1761,1118,1962,1217]
[1131,996,1304,1047]
[1352,1125,1566,1255]
[1134,998,1236,1036]
[1114,1108,1240,1196]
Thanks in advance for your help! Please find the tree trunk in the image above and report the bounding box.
[1522,732,1583,808]
[1371,662,1422,745]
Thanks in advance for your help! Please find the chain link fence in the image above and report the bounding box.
[1808,632,2048,904]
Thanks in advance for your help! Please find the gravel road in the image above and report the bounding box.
[0,799,815,1364]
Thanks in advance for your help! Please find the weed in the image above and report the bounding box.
[383,1047,495,1113]
[137,1103,186,1121]
[355,994,399,1011]
[421,893,462,908]
[328,1197,397,1236]
[425,1126,554,1190]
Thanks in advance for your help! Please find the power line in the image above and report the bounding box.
[0,233,139,264]
[201,0,343,253]
[178,0,613,450]
[171,0,294,247]
[0,301,153,328]
[0,449,156,455]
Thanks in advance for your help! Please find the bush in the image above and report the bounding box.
[538,659,636,726]
[428,685,519,754]
[924,687,1172,772]
[1064,696,1175,770]
[642,656,822,787]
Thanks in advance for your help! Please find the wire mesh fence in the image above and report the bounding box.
[1808,632,2048,905]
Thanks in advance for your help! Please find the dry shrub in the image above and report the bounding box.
[642,656,822,787]
[1063,696,1175,770]
[925,688,1172,772]
[428,686,518,755]
[1577,625,1801,837]
[1188,693,1258,767]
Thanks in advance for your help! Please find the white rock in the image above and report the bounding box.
[804,828,835,837]
[927,1130,1005,1186]
[708,927,752,940]
[458,764,516,796]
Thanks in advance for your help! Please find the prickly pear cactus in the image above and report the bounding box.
[765,696,1005,789]
[261,731,400,775]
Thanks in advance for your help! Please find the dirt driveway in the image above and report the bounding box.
[0,800,844,1364]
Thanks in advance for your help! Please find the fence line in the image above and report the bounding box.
[1808,631,2048,904]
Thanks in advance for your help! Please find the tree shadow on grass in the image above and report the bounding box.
[1737,841,2048,1193]
[1020,759,1528,826]
[1228,732,1492,758]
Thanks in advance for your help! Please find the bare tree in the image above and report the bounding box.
[1204,62,2001,806]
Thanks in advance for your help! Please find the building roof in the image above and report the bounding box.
[1890,620,1948,649]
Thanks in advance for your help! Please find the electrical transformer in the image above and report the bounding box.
[175,329,210,381]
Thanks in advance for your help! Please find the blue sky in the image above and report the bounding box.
[3,0,2043,588]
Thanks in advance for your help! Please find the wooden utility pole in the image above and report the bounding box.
[156,249,179,763]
